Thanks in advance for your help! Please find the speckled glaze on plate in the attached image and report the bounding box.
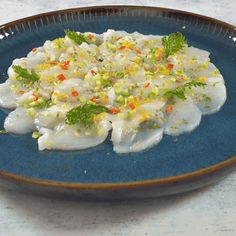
[0,6,236,200]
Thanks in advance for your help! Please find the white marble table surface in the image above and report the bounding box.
[0,1,235,236]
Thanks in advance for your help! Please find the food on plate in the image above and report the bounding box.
[0,30,226,153]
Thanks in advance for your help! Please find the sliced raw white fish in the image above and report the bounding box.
[4,107,35,134]
[164,98,202,136]
[35,104,72,130]
[16,91,33,105]
[51,78,88,103]
[192,82,226,115]
[26,52,47,69]
[111,118,164,153]
[43,40,62,60]
[199,63,225,84]
[84,32,104,45]
[130,67,146,83]
[107,87,115,105]
[186,47,210,61]
[103,30,129,42]
[7,66,17,79]
[111,101,165,153]
[27,52,48,69]
[79,42,98,55]
[27,46,45,57]
[38,120,111,151]
[0,82,18,108]
[11,58,28,68]
[170,47,210,74]
[11,53,47,71]
[53,78,82,95]
[137,100,166,113]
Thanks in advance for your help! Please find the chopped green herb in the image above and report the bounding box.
[0,130,8,134]
[104,42,117,52]
[202,94,212,102]
[100,74,112,88]
[162,32,187,57]
[146,121,161,129]
[56,111,60,119]
[145,71,155,76]
[64,29,88,45]
[53,38,65,49]
[32,131,42,139]
[65,104,108,127]
[30,99,52,109]
[113,71,125,78]
[185,81,206,89]
[164,81,206,100]
[182,119,189,124]
[170,125,179,130]
[13,65,39,84]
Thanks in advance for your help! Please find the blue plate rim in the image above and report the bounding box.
[0,5,235,36]
[0,157,236,189]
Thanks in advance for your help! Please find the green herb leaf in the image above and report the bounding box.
[13,65,39,84]
[184,81,206,89]
[65,104,109,127]
[0,130,8,134]
[162,32,187,57]
[64,29,88,45]
[32,131,42,139]
[30,99,52,109]
[164,81,206,100]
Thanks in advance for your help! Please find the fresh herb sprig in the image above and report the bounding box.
[12,65,39,84]
[64,29,88,45]
[162,32,187,57]
[164,81,206,100]
[65,104,108,127]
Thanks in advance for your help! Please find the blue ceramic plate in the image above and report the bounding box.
[0,6,236,199]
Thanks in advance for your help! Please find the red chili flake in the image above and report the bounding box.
[90,70,97,76]
[118,46,126,50]
[57,74,66,81]
[90,96,99,103]
[32,48,37,52]
[143,82,150,88]
[111,107,121,114]
[50,61,57,65]
[128,102,135,110]
[33,94,39,101]
[71,91,79,97]
[60,61,70,70]
[165,105,173,113]
[167,63,174,69]
[135,49,142,54]
[88,34,94,40]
